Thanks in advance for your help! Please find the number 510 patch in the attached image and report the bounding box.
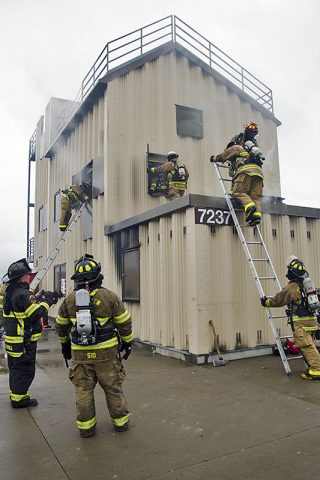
[195,207,234,226]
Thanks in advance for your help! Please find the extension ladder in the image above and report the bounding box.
[213,161,301,375]
[30,203,87,292]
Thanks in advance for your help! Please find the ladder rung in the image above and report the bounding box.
[251,258,269,262]
[271,315,288,320]
[279,335,294,339]
[287,355,304,361]
[222,178,233,182]
[258,276,276,280]
[246,241,262,245]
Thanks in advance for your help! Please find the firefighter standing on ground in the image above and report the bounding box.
[55,254,133,437]
[1,258,58,407]
[261,257,320,380]
[149,151,189,200]
[59,183,91,232]
[211,123,264,226]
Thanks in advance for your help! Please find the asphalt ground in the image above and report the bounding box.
[1,328,320,480]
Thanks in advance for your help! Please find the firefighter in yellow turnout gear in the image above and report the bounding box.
[2,259,58,407]
[55,254,133,437]
[212,139,264,226]
[261,257,320,380]
[59,184,91,232]
[149,151,189,200]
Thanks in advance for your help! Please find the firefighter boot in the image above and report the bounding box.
[248,211,261,226]
[114,421,129,432]
[11,398,38,408]
[80,426,96,438]
[301,369,320,380]
[244,202,256,223]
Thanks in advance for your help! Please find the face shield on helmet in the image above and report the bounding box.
[7,258,31,282]
[71,254,102,285]
[286,258,308,281]
[167,151,179,162]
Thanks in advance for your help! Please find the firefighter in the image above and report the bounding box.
[59,183,91,232]
[55,254,133,437]
[149,151,189,200]
[2,258,58,407]
[261,257,320,380]
[226,121,259,149]
[211,140,265,226]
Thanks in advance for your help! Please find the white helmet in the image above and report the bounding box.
[167,151,179,160]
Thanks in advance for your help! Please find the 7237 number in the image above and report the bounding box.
[195,208,233,226]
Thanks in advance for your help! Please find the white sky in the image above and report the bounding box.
[0,0,319,277]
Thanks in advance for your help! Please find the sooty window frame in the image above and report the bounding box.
[176,104,203,139]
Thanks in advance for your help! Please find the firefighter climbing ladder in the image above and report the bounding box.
[213,161,301,375]
[29,203,86,292]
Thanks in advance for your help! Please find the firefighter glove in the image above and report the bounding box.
[260,296,268,307]
[61,340,72,360]
[210,155,216,163]
[43,291,59,306]
[59,225,67,232]
[120,341,132,360]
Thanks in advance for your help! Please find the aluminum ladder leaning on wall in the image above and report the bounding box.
[29,203,87,292]
[211,161,303,375]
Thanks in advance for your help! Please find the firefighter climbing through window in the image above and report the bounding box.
[148,151,189,200]
[261,256,320,380]
[59,183,91,232]
[210,131,265,227]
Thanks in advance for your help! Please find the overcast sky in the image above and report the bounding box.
[0,0,319,277]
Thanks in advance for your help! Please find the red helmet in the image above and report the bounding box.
[244,122,258,140]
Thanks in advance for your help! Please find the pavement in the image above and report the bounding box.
[1,328,320,480]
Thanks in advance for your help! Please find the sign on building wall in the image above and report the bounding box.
[194,207,234,226]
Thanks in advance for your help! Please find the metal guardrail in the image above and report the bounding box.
[49,15,273,146]
[29,129,37,161]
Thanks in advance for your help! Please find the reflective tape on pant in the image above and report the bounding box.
[77,416,97,430]
[10,391,30,402]
[111,413,130,427]
[308,369,320,377]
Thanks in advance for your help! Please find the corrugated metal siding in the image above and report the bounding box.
[33,47,320,359]
[106,51,281,225]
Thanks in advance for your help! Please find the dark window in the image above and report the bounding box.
[54,191,61,222]
[290,230,295,239]
[119,227,140,302]
[54,263,66,292]
[122,249,140,302]
[38,206,43,232]
[272,228,277,238]
[176,105,203,138]
[307,230,311,239]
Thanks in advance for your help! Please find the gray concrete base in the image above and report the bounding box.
[135,339,274,364]
[1,329,320,479]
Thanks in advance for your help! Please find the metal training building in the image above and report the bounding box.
[28,16,320,364]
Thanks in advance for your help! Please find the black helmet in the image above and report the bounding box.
[286,258,308,281]
[7,258,31,281]
[244,122,258,141]
[71,254,101,284]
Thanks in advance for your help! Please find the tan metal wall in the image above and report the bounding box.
[106,50,281,225]
[33,48,320,358]
[130,209,320,356]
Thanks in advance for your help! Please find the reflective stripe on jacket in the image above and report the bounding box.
[55,286,133,362]
[3,282,48,357]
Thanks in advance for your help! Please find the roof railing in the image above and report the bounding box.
[47,15,273,148]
